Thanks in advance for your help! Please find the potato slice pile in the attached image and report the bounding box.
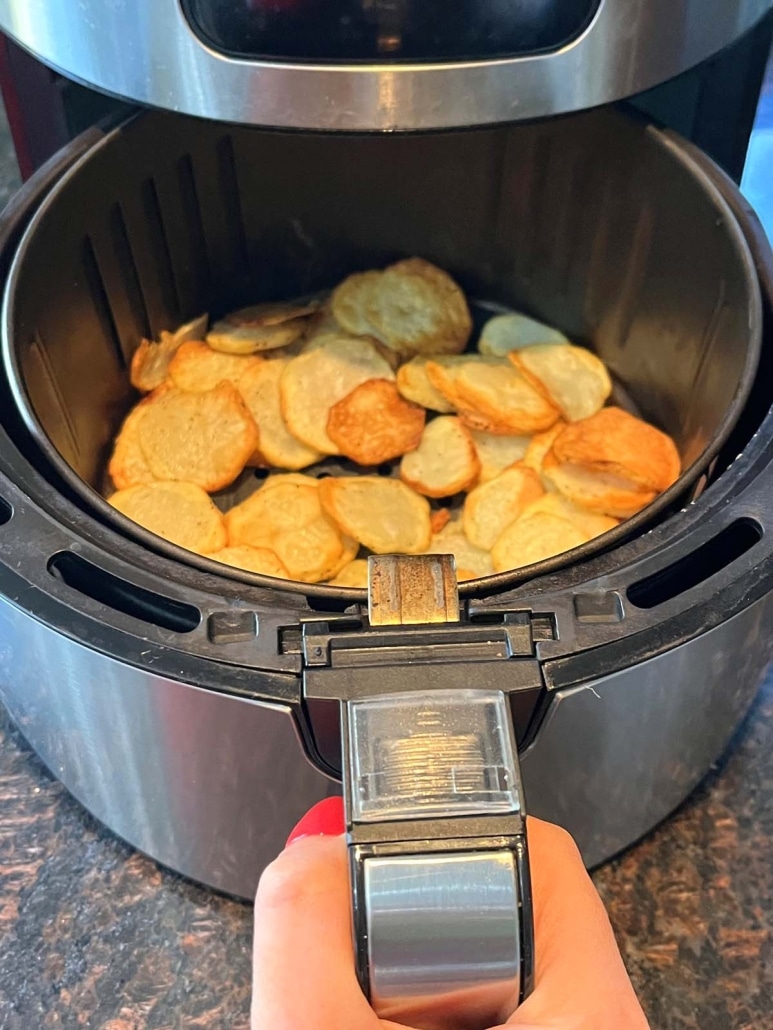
[107,257,681,585]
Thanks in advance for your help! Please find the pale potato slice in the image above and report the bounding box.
[130,314,209,393]
[109,481,226,553]
[327,379,426,465]
[522,422,566,476]
[108,398,158,490]
[470,431,531,483]
[279,336,394,454]
[168,341,262,392]
[238,360,322,470]
[510,344,612,422]
[542,452,656,519]
[396,356,455,413]
[331,271,382,338]
[207,300,320,354]
[272,515,351,583]
[225,476,322,545]
[400,417,480,498]
[329,559,369,588]
[138,383,259,492]
[552,407,681,492]
[522,492,619,540]
[478,313,569,357]
[454,359,560,434]
[425,518,493,579]
[463,465,545,550]
[208,545,290,578]
[492,511,590,573]
[319,476,431,554]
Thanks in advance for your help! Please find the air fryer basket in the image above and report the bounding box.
[1,106,761,595]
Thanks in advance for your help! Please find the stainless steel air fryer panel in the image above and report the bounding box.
[0,0,770,130]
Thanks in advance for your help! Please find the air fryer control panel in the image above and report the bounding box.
[182,0,600,61]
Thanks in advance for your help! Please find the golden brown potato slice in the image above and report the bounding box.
[138,383,259,492]
[492,511,590,573]
[542,452,656,519]
[168,341,262,392]
[129,314,209,393]
[454,359,560,434]
[430,508,452,534]
[108,398,158,490]
[522,492,619,540]
[510,344,612,423]
[463,465,545,550]
[319,476,431,554]
[208,545,290,578]
[396,356,455,413]
[551,407,681,493]
[206,300,320,354]
[522,422,566,476]
[329,559,369,588]
[478,313,569,357]
[109,481,226,553]
[333,258,472,359]
[400,417,480,498]
[238,359,322,470]
[327,379,426,465]
[279,335,394,454]
[425,517,493,579]
[469,430,531,483]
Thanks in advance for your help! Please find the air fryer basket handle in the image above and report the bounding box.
[317,554,535,1026]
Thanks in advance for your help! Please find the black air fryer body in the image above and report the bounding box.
[0,4,771,905]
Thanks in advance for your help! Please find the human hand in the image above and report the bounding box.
[252,801,650,1030]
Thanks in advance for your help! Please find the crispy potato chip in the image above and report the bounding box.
[510,344,612,422]
[138,383,259,492]
[108,397,159,490]
[207,301,318,355]
[130,314,209,393]
[396,356,455,413]
[272,516,351,583]
[430,508,452,534]
[522,492,619,539]
[425,517,493,579]
[279,335,394,455]
[492,511,590,573]
[463,465,545,549]
[551,407,681,493]
[327,379,426,465]
[168,341,262,393]
[454,358,560,434]
[238,359,322,470]
[469,430,531,483]
[219,299,321,329]
[542,452,656,518]
[400,417,480,498]
[333,259,472,359]
[208,545,290,578]
[478,313,569,357]
[319,476,431,554]
[329,559,369,588]
[109,481,226,553]
[522,422,566,475]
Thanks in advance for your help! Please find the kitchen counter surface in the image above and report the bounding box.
[3,54,773,1030]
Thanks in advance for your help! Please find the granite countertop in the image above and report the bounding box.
[2,64,773,1030]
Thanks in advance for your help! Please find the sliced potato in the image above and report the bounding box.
[238,359,322,470]
[109,481,226,553]
[168,341,262,393]
[207,300,320,354]
[108,398,158,490]
[319,476,431,554]
[430,508,452,534]
[279,336,394,455]
[522,492,619,540]
[272,516,352,583]
[208,545,290,578]
[551,407,681,493]
[522,422,566,476]
[454,358,560,434]
[492,511,590,573]
[510,344,612,422]
[129,314,209,393]
[425,517,493,579]
[329,559,369,588]
[463,465,545,550]
[400,417,480,498]
[137,383,259,492]
[542,452,656,519]
[331,271,382,339]
[478,312,569,357]
[470,430,531,484]
[327,379,426,465]
[396,356,455,413]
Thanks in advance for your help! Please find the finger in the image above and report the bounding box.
[503,818,649,1029]
[251,834,381,1030]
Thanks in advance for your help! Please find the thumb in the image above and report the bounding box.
[251,827,380,1030]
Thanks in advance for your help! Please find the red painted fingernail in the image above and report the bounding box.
[286,796,345,847]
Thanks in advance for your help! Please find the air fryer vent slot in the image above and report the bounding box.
[0,496,12,525]
[48,551,200,633]
[627,519,762,610]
